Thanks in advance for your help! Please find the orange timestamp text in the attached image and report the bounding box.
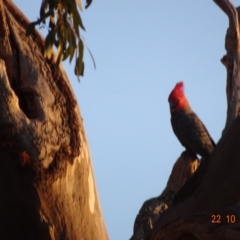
[211,214,236,223]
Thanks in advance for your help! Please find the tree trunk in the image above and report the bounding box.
[0,1,108,239]
[131,1,240,239]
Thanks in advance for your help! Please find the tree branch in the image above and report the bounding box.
[130,152,199,240]
[213,0,240,135]
[213,0,239,34]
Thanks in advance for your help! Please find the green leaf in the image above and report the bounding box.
[68,30,77,63]
[69,44,76,63]
[25,0,93,80]
[40,1,47,24]
[49,13,55,30]
[61,14,69,40]
[55,43,63,65]
[71,3,85,31]
[81,37,96,69]
[81,61,84,76]
[85,0,92,9]
[74,39,84,76]
[86,44,96,69]
[54,39,60,48]
[62,48,69,61]
[44,29,55,59]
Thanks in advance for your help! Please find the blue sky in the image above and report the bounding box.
[13,1,238,239]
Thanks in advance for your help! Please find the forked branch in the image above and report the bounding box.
[214,0,240,135]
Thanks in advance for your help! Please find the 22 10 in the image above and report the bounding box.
[211,215,236,223]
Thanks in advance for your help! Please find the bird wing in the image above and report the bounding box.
[189,112,216,147]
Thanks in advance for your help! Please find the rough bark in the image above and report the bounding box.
[217,0,240,135]
[0,1,108,239]
[130,152,199,240]
[150,206,240,240]
[131,1,240,239]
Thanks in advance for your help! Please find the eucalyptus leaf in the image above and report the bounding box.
[85,0,92,9]
[74,39,84,76]
[44,29,55,59]
[71,5,85,31]
[55,43,63,65]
